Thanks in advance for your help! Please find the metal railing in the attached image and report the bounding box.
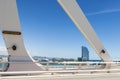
[0,61,120,71]
[0,61,120,76]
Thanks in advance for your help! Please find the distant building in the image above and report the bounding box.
[82,46,89,61]
[0,55,8,62]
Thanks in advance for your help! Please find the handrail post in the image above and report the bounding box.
[78,63,81,69]
[2,62,4,72]
[63,63,66,70]
[46,62,49,71]
[95,63,98,69]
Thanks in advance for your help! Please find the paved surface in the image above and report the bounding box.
[1,73,120,80]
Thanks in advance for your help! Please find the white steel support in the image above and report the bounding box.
[0,0,45,71]
[57,0,112,62]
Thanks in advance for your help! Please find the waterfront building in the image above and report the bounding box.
[82,46,89,61]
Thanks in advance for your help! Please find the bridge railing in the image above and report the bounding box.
[0,61,120,76]
[0,61,120,72]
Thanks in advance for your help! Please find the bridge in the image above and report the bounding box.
[0,1,120,80]
[1,73,120,80]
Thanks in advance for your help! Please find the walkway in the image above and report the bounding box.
[1,73,120,80]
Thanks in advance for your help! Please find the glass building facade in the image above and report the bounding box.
[82,46,89,61]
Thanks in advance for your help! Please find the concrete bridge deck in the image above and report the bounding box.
[1,73,120,80]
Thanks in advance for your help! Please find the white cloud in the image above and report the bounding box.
[86,9,120,16]
[0,46,7,52]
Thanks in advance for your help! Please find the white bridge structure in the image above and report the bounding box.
[0,0,113,72]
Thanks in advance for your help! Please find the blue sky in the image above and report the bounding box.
[0,0,120,60]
